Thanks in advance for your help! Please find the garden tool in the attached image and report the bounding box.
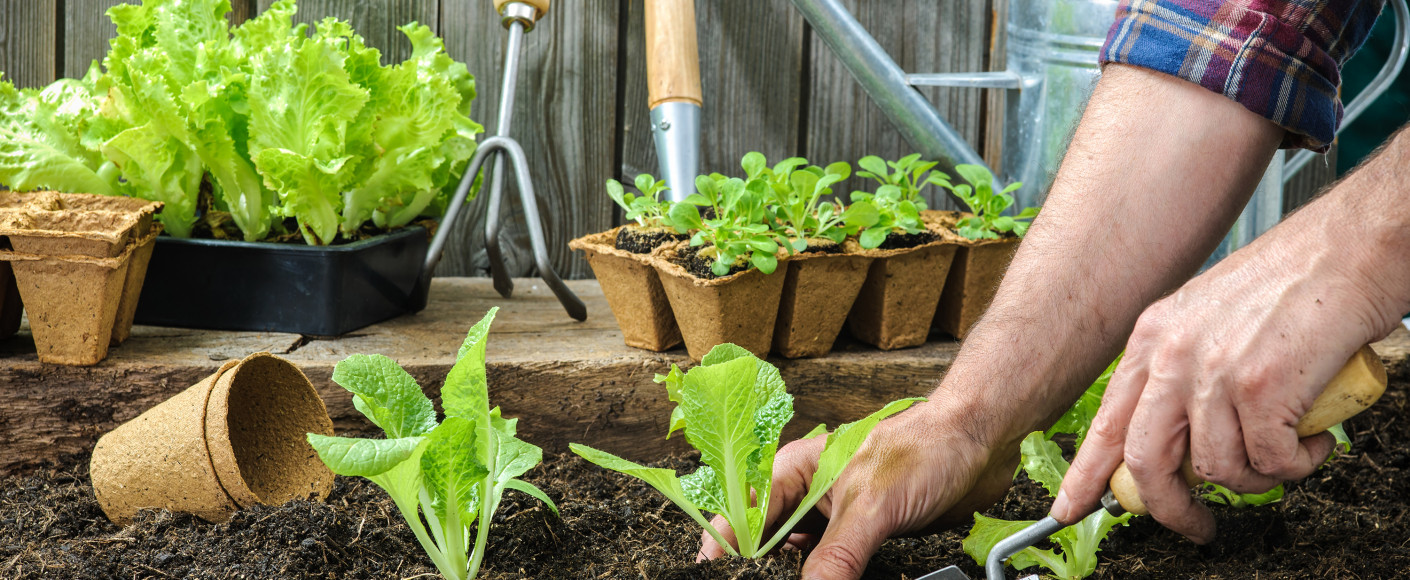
[646,0,702,202]
[919,344,1388,580]
[426,0,587,321]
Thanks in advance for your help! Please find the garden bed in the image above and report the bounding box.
[2,381,1408,579]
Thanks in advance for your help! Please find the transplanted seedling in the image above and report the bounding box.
[570,343,923,558]
[941,164,1038,240]
[843,154,949,249]
[606,173,674,229]
[739,151,854,252]
[670,173,788,276]
[306,308,556,580]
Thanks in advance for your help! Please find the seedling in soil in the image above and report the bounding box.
[307,308,556,580]
[942,164,1039,240]
[855,153,952,203]
[607,173,674,229]
[843,154,952,249]
[570,343,923,558]
[739,151,853,252]
[672,174,787,276]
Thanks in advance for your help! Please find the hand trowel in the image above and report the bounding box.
[645,0,702,202]
[921,344,1388,580]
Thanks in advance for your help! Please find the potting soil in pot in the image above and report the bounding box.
[4,382,1410,578]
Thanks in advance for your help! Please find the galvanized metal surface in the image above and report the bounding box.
[650,102,703,202]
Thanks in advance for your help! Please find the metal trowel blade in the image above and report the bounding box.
[916,566,971,580]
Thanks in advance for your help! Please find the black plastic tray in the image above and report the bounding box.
[134,227,431,336]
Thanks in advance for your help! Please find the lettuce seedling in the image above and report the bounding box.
[942,164,1038,241]
[855,153,952,203]
[570,344,923,558]
[606,173,675,229]
[739,152,853,252]
[843,185,928,249]
[671,175,787,276]
[307,308,556,580]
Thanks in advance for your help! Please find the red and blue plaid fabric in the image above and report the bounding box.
[1101,0,1385,151]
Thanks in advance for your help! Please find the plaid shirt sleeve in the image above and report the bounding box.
[1101,0,1385,152]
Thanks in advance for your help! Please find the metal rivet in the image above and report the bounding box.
[658,120,671,131]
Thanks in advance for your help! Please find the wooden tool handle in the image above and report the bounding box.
[645,0,702,108]
[1109,344,1387,516]
[494,0,550,18]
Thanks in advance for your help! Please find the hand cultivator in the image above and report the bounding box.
[426,0,587,321]
[920,346,1387,580]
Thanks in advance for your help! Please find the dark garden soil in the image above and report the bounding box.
[3,384,1408,579]
[876,231,939,250]
[614,226,688,255]
[676,245,748,280]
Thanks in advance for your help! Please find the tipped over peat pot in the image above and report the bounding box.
[845,229,961,350]
[653,242,787,361]
[133,226,430,336]
[925,210,1021,339]
[90,352,335,525]
[569,226,683,351]
[772,241,872,358]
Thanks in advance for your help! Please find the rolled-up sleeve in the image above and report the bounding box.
[1101,0,1385,152]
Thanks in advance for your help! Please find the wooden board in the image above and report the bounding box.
[620,0,807,183]
[0,0,57,90]
[803,0,988,210]
[435,0,619,280]
[4,277,1410,477]
[0,278,965,475]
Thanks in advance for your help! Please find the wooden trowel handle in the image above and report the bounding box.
[646,0,702,108]
[494,0,549,18]
[1108,344,1388,516]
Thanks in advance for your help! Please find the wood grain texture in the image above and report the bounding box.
[982,0,1007,171]
[2,278,968,475]
[645,0,702,107]
[436,0,619,280]
[255,0,437,65]
[621,0,806,185]
[0,0,57,90]
[804,0,987,210]
[64,1,254,79]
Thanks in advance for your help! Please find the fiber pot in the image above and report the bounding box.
[772,245,872,358]
[90,352,336,526]
[844,232,960,350]
[924,210,1021,339]
[110,224,163,345]
[569,227,682,351]
[653,243,787,361]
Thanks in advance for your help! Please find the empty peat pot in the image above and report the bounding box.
[90,352,335,525]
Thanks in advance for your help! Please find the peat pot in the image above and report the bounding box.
[772,246,872,358]
[569,227,682,351]
[845,232,960,351]
[134,226,430,336]
[653,242,787,361]
[925,210,1021,339]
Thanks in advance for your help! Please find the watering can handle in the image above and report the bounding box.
[1106,344,1387,516]
[1287,0,1408,180]
[494,0,550,20]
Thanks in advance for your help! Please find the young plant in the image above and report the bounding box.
[964,358,1130,580]
[855,153,951,203]
[671,175,787,276]
[842,185,928,249]
[570,343,923,558]
[739,152,853,251]
[306,308,556,580]
[942,164,1038,240]
[606,173,674,229]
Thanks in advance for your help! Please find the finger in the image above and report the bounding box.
[1188,389,1280,494]
[784,532,820,552]
[1126,383,1215,544]
[1052,363,1148,524]
[1239,399,1328,481]
[800,500,891,580]
[697,515,738,562]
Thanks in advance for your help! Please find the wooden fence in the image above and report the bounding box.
[0,0,1336,278]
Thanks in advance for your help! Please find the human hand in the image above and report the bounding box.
[1050,225,1399,543]
[695,398,1020,580]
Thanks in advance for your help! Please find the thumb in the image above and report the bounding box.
[800,502,890,580]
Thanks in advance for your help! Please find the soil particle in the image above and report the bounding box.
[2,386,1408,579]
[613,226,687,255]
[876,230,940,250]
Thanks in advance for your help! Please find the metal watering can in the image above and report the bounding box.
[792,0,1409,264]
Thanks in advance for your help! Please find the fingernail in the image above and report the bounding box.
[1051,489,1068,518]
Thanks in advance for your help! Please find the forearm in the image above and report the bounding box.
[926,65,1282,447]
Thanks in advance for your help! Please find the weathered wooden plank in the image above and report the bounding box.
[1283,145,1338,215]
[436,1,619,280]
[4,277,1410,476]
[254,0,437,65]
[620,0,806,187]
[0,0,57,90]
[982,0,1008,172]
[804,0,987,210]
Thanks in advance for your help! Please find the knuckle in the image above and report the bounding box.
[1086,413,1126,445]
[810,542,871,576]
